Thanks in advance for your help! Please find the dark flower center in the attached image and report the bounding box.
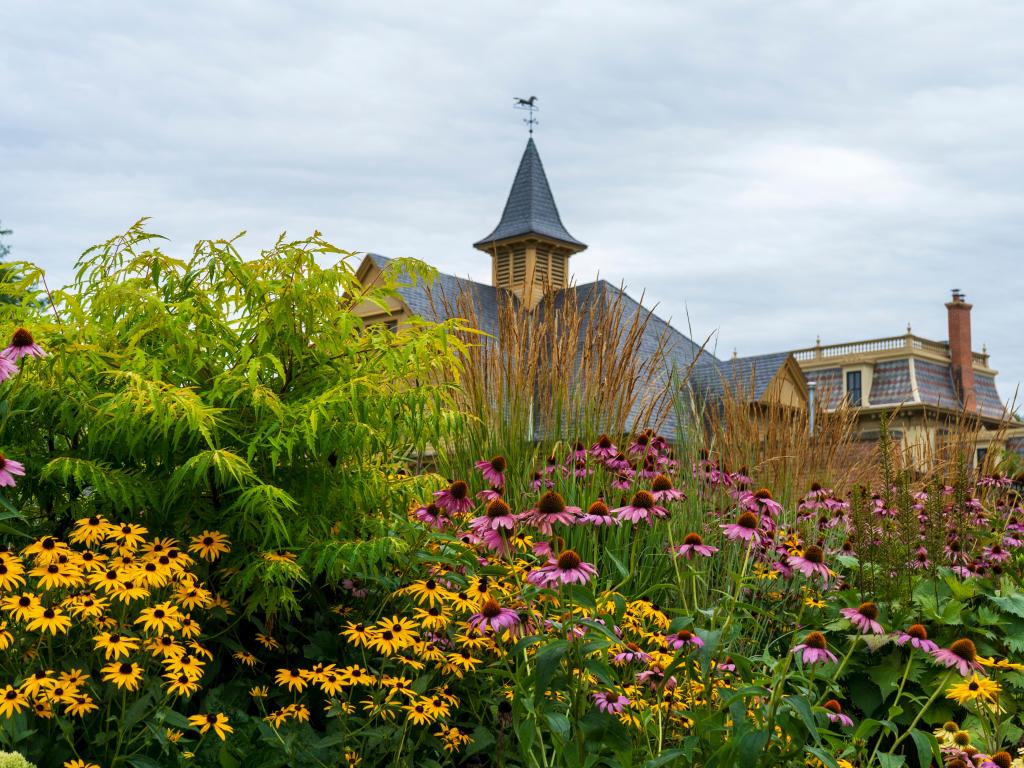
[0,565,6,575]
[950,638,977,662]
[153,609,165,619]
[598,435,612,448]
[804,632,827,650]
[88,516,100,526]
[424,503,441,518]
[754,488,773,500]
[489,456,507,473]
[587,500,609,517]
[119,663,132,674]
[677,630,693,641]
[381,631,394,641]
[537,492,566,515]
[652,475,673,492]
[17,597,29,607]
[47,565,58,574]
[631,491,655,510]
[737,512,759,529]
[449,481,468,500]
[497,700,512,714]
[992,752,1013,768]
[802,545,824,564]
[991,544,1003,555]
[557,550,582,570]
[823,699,842,714]
[4,690,14,700]
[907,624,928,640]
[202,537,214,546]
[481,598,502,619]
[635,434,649,446]
[856,602,879,620]
[42,538,55,550]
[683,532,704,546]
[207,713,218,724]
[487,499,512,519]
[11,328,33,348]
[810,482,822,492]
[43,609,55,619]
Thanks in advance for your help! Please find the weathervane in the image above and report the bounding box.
[514,96,538,135]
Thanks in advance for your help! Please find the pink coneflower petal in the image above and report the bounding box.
[792,632,838,665]
[931,638,985,677]
[0,356,17,383]
[671,532,718,559]
[434,481,474,515]
[839,603,885,635]
[527,549,597,587]
[474,456,507,488]
[0,455,26,488]
[469,598,521,633]
[1,328,46,362]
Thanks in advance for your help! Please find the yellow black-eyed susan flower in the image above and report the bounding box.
[402,578,451,607]
[164,672,200,697]
[233,651,258,668]
[274,668,308,693]
[0,558,25,591]
[0,685,27,718]
[135,602,182,634]
[25,605,72,635]
[340,621,373,647]
[946,674,1001,706]
[69,515,112,546]
[101,660,144,691]
[94,631,140,660]
[188,712,232,740]
[2,592,40,621]
[402,700,434,725]
[188,531,231,562]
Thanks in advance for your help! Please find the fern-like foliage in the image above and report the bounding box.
[0,221,468,616]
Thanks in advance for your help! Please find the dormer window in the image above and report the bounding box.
[846,370,862,407]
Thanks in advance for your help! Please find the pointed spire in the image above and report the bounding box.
[474,138,586,251]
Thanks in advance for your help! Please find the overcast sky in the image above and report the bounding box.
[3,1,1022,402]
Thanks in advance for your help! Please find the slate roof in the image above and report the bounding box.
[869,359,913,405]
[915,359,962,411]
[474,138,586,250]
[804,368,843,409]
[975,375,1008,420]
[689,352,794,402]
[366,254,506,338]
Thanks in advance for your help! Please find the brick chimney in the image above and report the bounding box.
[946,289,977,413]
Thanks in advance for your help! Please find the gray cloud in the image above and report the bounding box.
[2,0,1022,402]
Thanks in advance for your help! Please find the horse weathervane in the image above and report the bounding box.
[513,96,538,135]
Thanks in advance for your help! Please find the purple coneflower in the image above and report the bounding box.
[612,643,651,664]
[671,532,718,560]
[745,487,783,516]
[579,500,618,526]
[982,544,1010,563]
[613,490,667,525]
[2,328,45,361]
[840,602,885,635]
[523,492,581,535]
[792,631,838,665]
[476,487,503,502]
[413,502,449,530]
[789,545,832,581]
[823,700,854,727]
[664,629,703,650]
[0,356,17,383]
[469,499,517,534]
[931,638,985,677]
[650,474,685,502]
[570,459,590,479]
[469,597,520,633]
[611,471,634,490]
[635,666,676,691]
[590,434,618,460]
[628,430,652,455]
[526,549,597,587]
[566,440,588,462]
[531,472,553,491]
[893,623,939,653]
[0,455,26,488]
[434,481,474,515]
[474,456,507,487]
[542,455,560,475]
[480,528,513,557]
[721,511,763,544]
[592,691,629,714]
[604,452,631,472]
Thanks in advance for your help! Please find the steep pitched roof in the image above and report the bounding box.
[365,254,507,338]
[474,138,586,250]
[689,352,795,402]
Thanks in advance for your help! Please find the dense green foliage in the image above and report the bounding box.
[0,222,468,614]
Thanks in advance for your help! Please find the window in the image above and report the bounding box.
[977,448,988,468]
[846,370,862,407]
